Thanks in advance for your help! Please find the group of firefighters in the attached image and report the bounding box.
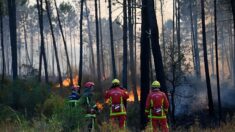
[68,79,169,132]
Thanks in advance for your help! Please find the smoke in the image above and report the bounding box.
[173,76,235,117]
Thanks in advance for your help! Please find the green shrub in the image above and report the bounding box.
[41,94,64,117]
[53,100,87,131]
[0,79,49,118]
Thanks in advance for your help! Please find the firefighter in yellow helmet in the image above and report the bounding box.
[145,81,169,132]
[105,79,129,128]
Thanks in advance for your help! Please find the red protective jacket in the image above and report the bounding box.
[145,89,169,119]
[105,87,129,116]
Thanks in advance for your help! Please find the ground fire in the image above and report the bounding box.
[127,87,141,102]
[56,75,79,87]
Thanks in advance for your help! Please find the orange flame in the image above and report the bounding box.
[56,75,79,87]
[96,102,104,110]
[127,87,141,102]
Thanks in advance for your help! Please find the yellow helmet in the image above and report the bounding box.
[152,81,160,88]
[112,79,120,84]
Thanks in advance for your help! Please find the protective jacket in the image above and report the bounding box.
[145,89,169,132]
[105,87,129,116]
[145,89,169,118]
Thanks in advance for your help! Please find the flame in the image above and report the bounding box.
[96,102,104,110]
[127,87,141,102]
[55,75,79,87]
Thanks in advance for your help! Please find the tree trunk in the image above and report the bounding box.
[140,0,150,128]
[210,16,215,76]
[36,0,49,83]
[190,1,196,75]
[7,0,18,80]
[108,0,117,78]
[190,0,201,78]
[23,16,32,66]
[98,0,105,79]
[214,0,222,122]
[231,0,235,86]
[147,0,167,93]
[177,0,181,72]
[30,31,34,66]
[128,0,138,102]
[122,0,128,88]
[45,0,62,87]
[0,8,5,83]
[54,0,73,86]
[160,0,165,64]
[84,0,96,78]
[78,0,84,89]
[94,0,101,86]
[201,0,214,116]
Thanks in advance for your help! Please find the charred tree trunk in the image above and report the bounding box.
[214,0,222,122]
[128,0,138,102]
[45,0,62,87]
[7,0,17,80]
[201,0,214,116]
[36,0,49,83]
[190,1,196,75]
[147,0,167,93]
[84,0,96,79]
[98,0,105,79]
[140,0,150,128]
[0,6,5,83]
[231,0,235,86]
[123,0,128,88]
[108,0,117,78]
[23,16,32,66]
[94,0,101,85]
[177,0,181,72]
[78,0,84,89]
[54,0,73,86]
[160,0,165,64]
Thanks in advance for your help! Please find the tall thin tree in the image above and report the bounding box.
[36,0,49,83]
[7,0,17,80]
[45,0,62,87]
[201,0,214,116]
[140,0,150,128]
[54,0,73,86]
[123,0,128,88]
[78,0,84,89]
[214,0,222,122]
[231,0,235,86]
[128,0,138,102]
[84,0,96,79]
[0,1,5,83]
[147,0,167,93]
[94,0,101,85]
[108,0,117,78]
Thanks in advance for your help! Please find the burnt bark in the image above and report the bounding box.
[78,0,84,89]
[45,0,62,87]
[54,0,73,86]
[108,0,117,78]
[214,0,222,122]
[201,0,214,116]
[36,0,49,83]
[7,0,18,80]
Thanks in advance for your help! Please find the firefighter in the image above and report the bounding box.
[105,79,129,128]
[145,81,169,132]
[68,85,80,106]
[81,81,98,132]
